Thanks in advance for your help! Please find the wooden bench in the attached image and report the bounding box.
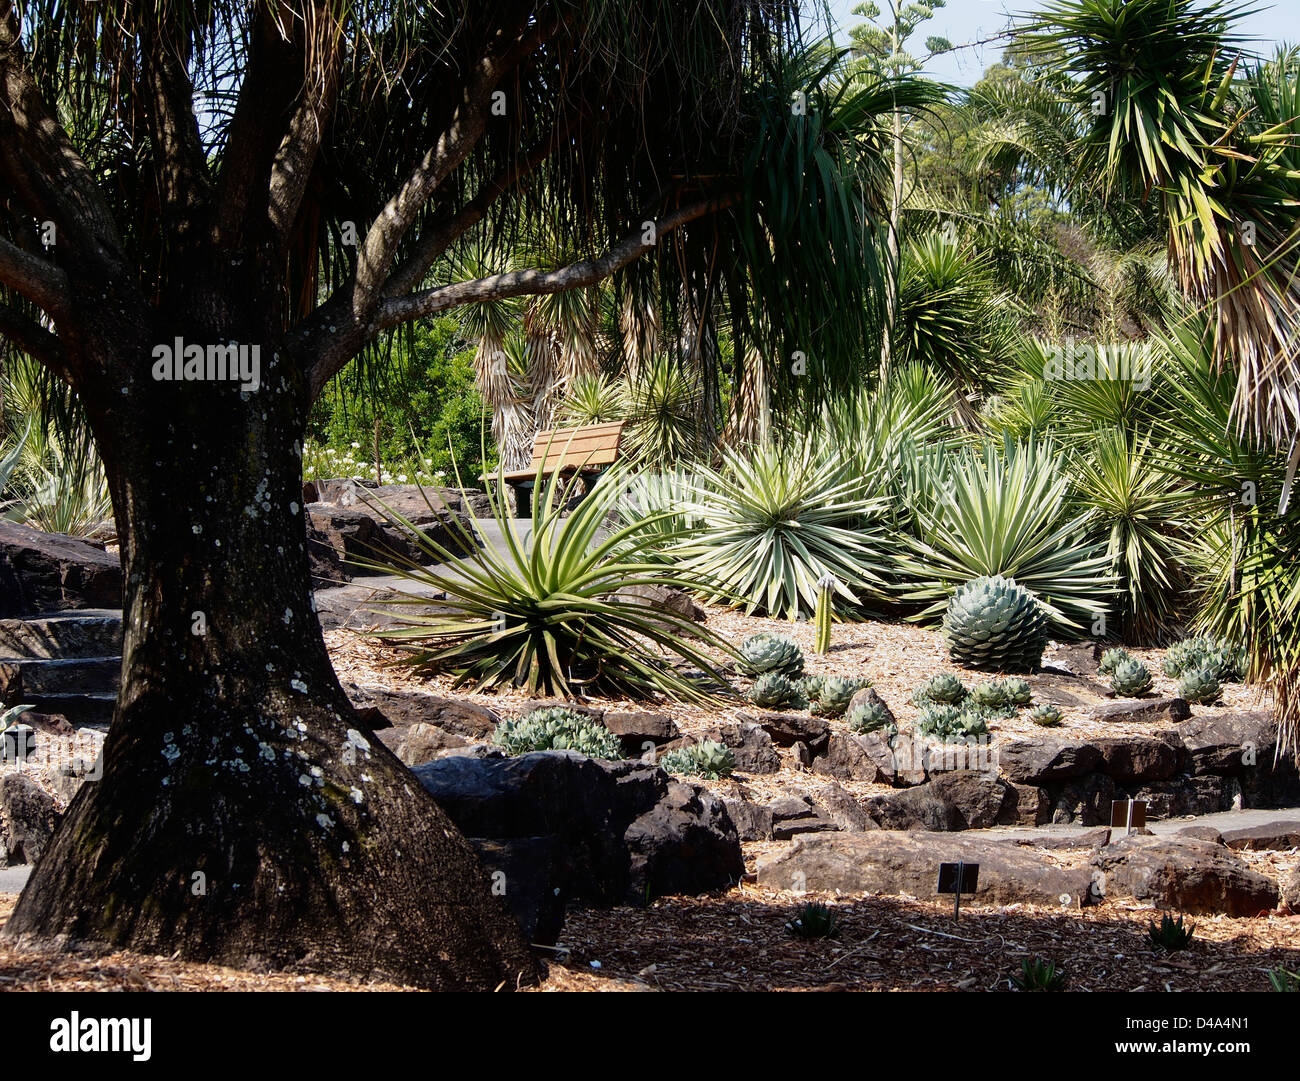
[487,421,626,518]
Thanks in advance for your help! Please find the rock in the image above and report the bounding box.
[812,732,892,784]
[847,687,897,727]
[1093,736,1179,783]
[998,740,1101,784]
[344,683,498,740]
[769,795,839,839]
[469,837,566,947]
[927,772,1013,829]
[804,781,876,832]
[757,831,1095,907]
[1176,711,1276,776]
[377,722,469,766]
[722,797,775,841]
[1129,775,1231,818]
[738,710,830,754]
[1043,640,1102,676]
[1175,826,1224,844]
[606,583,707,624]
[0,773,59,865]
[998,782,1051,826]
[1005,827,1111,851]
[603,711,680,757]
[1282,866,1300,911]
[0,520,122,618]
[306,506,425,572]
[1050,773,1116,826]
[1218,821,1300,850]
[1091,835,1279,916]
[1090,697,1191,724]
[412,751,742,907]
[703,722,781,774]
[864,785,963,832]
[307,526,352,588]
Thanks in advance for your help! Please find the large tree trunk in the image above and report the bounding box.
[1,328,535,990]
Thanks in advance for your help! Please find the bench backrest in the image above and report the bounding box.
[528,422,626,472]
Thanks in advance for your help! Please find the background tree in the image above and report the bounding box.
[0,0,908,987]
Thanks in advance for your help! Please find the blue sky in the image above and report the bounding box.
[809,0,1300,86]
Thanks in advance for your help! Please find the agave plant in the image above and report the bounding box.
[492,707,624,760]
[369,462,735,702]
[659,739,736,780]
[898,436,1112,632]
[675,440,894,619]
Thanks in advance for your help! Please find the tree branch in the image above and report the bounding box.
[0,300,68,378]
[349,19,546,316]
[376,198,730,330]
[0,235,70,317]
[0,5,124,262]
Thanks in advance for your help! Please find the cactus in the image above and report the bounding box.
[1178,665,1222,705]
[493,707,624,759]
[847,700,896,735]
[749,672,807,710]
[1110,657,1153,697]
[814,573,836,655]
[1028,704,1063,727]
[810,675,870,717]
[740,632,804,678]
[998,677,1033,707]
[1099,647,1131,675]
[660,739,736,780]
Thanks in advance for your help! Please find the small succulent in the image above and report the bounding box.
[1099,646,1132,676]
[659,739,736,780]
[918,704,988,739]
[847,700,896,735]
[798,674,826,702]
[1110,657,1153,697]
[740,632,804,678]
[748,671,808,710]
[916,673,967,706]
[1178,665,1222,705]
[1027,703,1064,727]
[810,675,871,718]
[1011,957,1068,991]
[1147,913,1195,953]
[969,681,1011,710]
[785,901,839,939]
[493,707,624,759]
[998,677,1033,706]
[1163,635,1246,682]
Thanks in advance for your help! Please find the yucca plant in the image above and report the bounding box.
[1268,967,1300,992]
[1072,428,1189,642]
[676,441,893,619]
[557,372,623,427]
[898,436,1112,632]
[617,354,707,465]
[369,459,736,702]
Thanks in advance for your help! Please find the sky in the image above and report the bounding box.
[809,0,1300,86]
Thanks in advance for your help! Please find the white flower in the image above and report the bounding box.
[350,441,360,449]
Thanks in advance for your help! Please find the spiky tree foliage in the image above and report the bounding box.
[0,0,903,987]
[676,440,895,619]
[899,436,1112,630]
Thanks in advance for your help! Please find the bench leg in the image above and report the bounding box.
[512,481,534,519]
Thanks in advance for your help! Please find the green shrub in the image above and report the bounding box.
[659,739,737,780]
[493,708,624,759]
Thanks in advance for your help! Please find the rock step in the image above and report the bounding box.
[0,656,120,696]
[14,691,115,726]
[0,610,123,660]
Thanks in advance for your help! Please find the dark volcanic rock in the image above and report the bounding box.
[344,683,498,740]
[927,771,1013,829]
[703,722,781,774]
[606,583,707,624]
[1092,736,1179,783]
[739,710,830,754]
[603,711,680,757]
[0,773,59,866]
[413,751,743,909]
[1091,836,1279,916]
[0,520,122,617]
[1176,711,1276,776]
[998,740,1101,784]
[1090,697,1191,724]
[1218,820,1300,851]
